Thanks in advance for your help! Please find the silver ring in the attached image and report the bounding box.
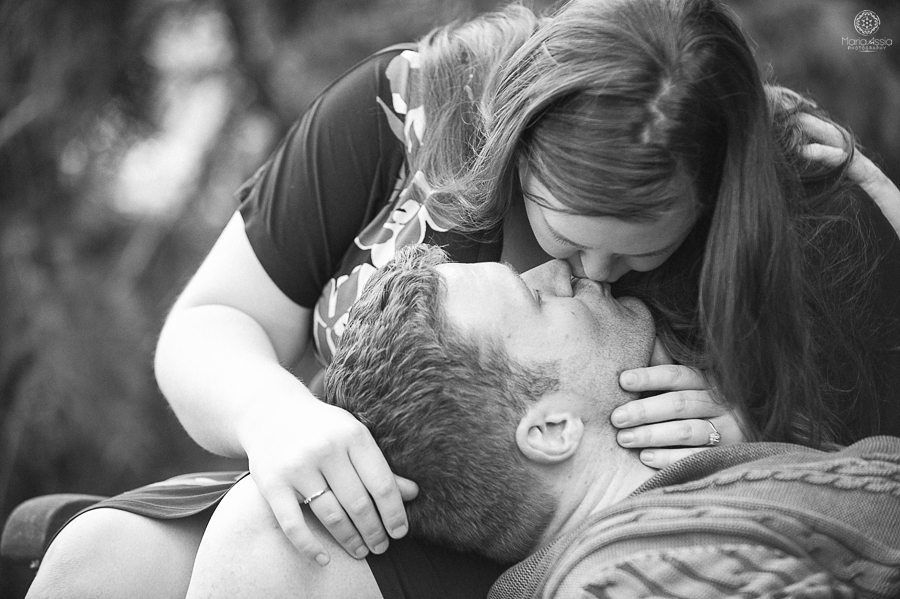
[705,419,721,446]
[301,487,330,505]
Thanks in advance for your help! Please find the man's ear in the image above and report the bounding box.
[515,400,584,464]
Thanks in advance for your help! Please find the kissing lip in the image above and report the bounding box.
[572,277,610,298]
[574,277,650,321]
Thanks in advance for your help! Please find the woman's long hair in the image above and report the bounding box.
[414,4,541,193]
[766,86,889,442]
[425,0,884,445]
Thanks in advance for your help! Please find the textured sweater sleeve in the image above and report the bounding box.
[490,437,900,599]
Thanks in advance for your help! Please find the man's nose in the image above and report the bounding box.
[521,260,574,297]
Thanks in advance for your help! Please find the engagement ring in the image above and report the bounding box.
[302,487,330,505]
[705,419,721,446]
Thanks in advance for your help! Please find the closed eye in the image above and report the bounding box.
[501,261,542,308]
[546,225,573,246]
[630,244,678,259]
[541,217,586,251]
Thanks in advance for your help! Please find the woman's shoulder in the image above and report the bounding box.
[293,44,421,152]
[320,43,418,101]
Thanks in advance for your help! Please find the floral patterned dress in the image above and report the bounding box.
[246,48,500,365]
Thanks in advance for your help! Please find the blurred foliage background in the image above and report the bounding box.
[1,0,898,595]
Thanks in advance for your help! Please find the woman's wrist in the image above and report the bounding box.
[234,361,322,458]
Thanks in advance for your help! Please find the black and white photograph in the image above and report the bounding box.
[2,0,899,597]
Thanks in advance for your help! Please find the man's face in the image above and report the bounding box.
[436,259,655,401]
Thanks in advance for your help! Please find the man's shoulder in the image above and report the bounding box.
[632,435,900,494]
[490,437,900,599]
[547,541,858,599]
[646,434,900,497]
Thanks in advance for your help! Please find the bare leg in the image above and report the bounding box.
[26,507,209,599]
[186,476,383,599]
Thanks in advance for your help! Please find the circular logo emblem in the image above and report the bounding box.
[854,10,880,36]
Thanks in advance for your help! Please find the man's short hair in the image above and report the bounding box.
[325,244,558,563]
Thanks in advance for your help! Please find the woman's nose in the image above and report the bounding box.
[573,251,626,282]
[521,260,574,297]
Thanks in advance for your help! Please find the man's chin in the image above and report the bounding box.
[617,296,656,364]
[617,295,651,322]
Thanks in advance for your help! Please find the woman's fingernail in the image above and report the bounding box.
[392,524,408,538]
[641,451,655,463]
[618,431,635,445]
[620,371,637,387]
[611,410,629,427]
[316,553,330,566]
[355,546,369,558]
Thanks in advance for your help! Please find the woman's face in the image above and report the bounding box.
[521,171,699,282]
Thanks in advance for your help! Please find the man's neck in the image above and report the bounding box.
[535,443,656,548]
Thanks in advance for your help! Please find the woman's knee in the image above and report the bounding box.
[188,476,381,599]
[27,507,208,599]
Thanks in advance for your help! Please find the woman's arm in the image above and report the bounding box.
[798,113,900,239]
[155,46,419,564]
[156,214,310,453]
[156,213,416,566]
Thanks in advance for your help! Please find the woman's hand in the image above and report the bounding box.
[799,113,900,239]
[611,339,746,469]
[240,397,418,566]
[155,215,419,566]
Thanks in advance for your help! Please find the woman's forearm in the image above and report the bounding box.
[154,303,315,457]
[154,299,415,564]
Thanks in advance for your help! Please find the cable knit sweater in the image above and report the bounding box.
[490,436,900,598]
